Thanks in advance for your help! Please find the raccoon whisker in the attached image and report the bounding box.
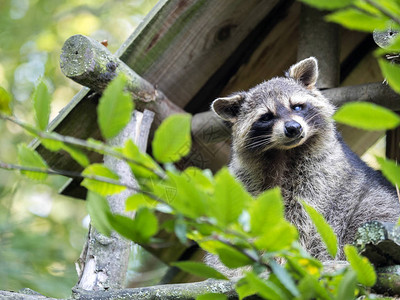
[244,138,273,149]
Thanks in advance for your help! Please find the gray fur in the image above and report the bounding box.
[211,57,400,262]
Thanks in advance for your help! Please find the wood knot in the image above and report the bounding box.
[216,24,237,42]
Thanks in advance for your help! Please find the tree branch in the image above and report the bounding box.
[0,113,166,179]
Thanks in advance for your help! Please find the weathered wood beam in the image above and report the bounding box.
[298,5,340,88]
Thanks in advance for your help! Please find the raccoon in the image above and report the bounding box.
[211,57,400,260]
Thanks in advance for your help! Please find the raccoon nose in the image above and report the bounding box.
[284,121,302,138]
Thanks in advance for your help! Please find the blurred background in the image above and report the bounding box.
[0,0,158,297]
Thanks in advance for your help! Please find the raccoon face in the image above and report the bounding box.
[212,57,335,154]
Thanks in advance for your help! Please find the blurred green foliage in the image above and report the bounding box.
[0,0,158,297]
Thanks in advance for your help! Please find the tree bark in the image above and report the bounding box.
[75,110,154,290]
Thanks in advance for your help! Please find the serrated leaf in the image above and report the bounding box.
[270,260,300,298]
[249,188,284,235]
[299,0,352,10]
[196,293,227,300]
[210,168,251,227]
[334,102,400,130]
[376,156,400,187]
[81,163,125,196]
[152,114,192,163]
[17,144,48,180]
[245,271,289,300]
[33,80,51,130]
[215,245,253,269]
[302,201,338,258]
[0,86,12,115]
[97,74,133,139]
[171,261,228,280]
[379,59,400,94]
[336,269,357,300]
[125,193,157,211]
[86,191,112,236]
[326,8,389,32]
[344,245,376,287]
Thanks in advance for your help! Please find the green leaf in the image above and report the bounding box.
[32,80,51,130]
[334,102,400,130]
[150,171,208,219]
[171,261,228,280]
[376,156,400,187]
[215,245,253,269]
[183,167,214,192]
[249,188,284,235]
[0,86,12,115]
[210,168,251,227]
[62,144,90,167]
[110,207,158,243]
[299,0,352,10]
[122,139,162,179]
[336,270,357,300]
[245,271,289,300]
[196,294,227,300]
[379,59,400,94]
[41,138,89,167]
[97,74,133,139]
[344,245,376,287]
[175,216,188,244]
[269,260,300,298]
[41,139,64,151]
[236,278,257,300]
[302,201,338,258]
[326,8,389,32]
[254,222,298,251]
[297,275,331,300]
[86,191,112,236]
[152,114,192,163]
[81,163,125,196]
[125,193,157,211]
[17,144,48,180]
[132,207,158,242]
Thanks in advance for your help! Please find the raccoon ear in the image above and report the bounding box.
[287,57,318,89]
[211,94,244,122]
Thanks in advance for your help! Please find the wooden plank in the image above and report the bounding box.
[119,0,282,108]
[220,1,301,96]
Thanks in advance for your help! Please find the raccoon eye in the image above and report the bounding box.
[292,104,304,112]
[258,112,274,122]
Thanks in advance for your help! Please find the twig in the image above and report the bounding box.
[0,113,166,179]
[363,0,400,26]
[0,161,165,203]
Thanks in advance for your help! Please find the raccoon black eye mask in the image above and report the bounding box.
[210,57,400,267]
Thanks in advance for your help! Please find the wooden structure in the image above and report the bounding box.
[34,0,400,292]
